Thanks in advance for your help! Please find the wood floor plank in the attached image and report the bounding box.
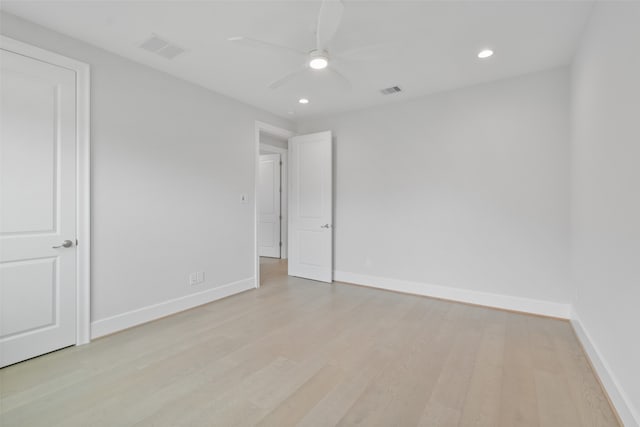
[335,300,436,426]
[296,348,390,427]
[527,316,583,427]
[458,309,508,427]
[256,363,345,427]
[542,318,620,426]
[498,313,540,427]
[0,258,620,427]
[417,304,487,426]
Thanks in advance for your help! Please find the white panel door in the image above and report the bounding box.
[288,131,332,282]
[258,154,281,258]
[0,48,77,367]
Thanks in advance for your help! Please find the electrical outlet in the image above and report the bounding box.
[197,271,205,283]
[189,272,197,286]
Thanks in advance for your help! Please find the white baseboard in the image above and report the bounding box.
[571,313,639,427]
[333,271,571,319]
[91,277,255,339]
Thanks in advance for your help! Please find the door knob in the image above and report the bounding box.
[52,240,73,249]
[320,224,331,229]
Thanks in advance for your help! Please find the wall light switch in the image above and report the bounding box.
[189,272,197,286]
[197,271,205,283]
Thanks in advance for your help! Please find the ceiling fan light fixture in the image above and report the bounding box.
[229,0,349,91]
[478,49,494,59]
[309,50,329,70]
[309,56,328,70]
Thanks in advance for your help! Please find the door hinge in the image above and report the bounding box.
[279,241,282,247]
[279,187,282,193]
[76,239,79,246]
[280,161,283,166]
[279,215,282,220]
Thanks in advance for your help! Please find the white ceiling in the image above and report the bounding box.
[2,1,593,119]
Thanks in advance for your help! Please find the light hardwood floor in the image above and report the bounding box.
[0,258,619,426]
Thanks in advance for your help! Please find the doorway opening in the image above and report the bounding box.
[254,123,334,287]
[254,122,295,287]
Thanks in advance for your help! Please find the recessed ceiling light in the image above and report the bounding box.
[478,49,494,59]
[287,111,295,115]
[298,98,309,104]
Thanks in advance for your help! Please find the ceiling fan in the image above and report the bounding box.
[229,0,377,90]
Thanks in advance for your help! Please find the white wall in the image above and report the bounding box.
[0,13,292,332]
[571,3,640,425]
[297,68,571,314]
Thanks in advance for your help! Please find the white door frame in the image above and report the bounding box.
[259,143,288,259]
[254,121,295,288]
[1,36,91,345]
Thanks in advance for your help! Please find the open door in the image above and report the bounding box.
[288,131,333,282]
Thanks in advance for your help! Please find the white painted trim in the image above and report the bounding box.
[254,122,295,288]
[91,277,255,339]
[255,121,295,140]
[1,36,92,346]
[571,313,639,427]
[334,271,571,319]
[75,48,91,346]
[259,143,288,259]
[260,143,288,154]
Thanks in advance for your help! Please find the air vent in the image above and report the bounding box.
[140,35,169,52]
[380,86,402,95]
[139,35,186,60]
[156,45,186,59]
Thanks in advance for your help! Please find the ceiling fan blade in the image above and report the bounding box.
[335,43,400,62]
[327,66,352,90]
[228,36,306,57]
[316,0,344,51]
[268,66,309,90]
